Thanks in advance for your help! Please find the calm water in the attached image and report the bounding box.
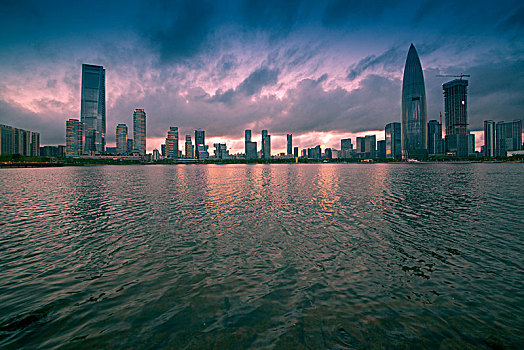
[0,164,523,349]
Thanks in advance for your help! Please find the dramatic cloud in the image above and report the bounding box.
[0,0,522,153]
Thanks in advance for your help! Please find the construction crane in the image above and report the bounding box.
[436,73,470,79]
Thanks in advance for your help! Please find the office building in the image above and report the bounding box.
[0,124,38,156]
[496,120,522,157]
[401,44,428,159]
[185,135,194,158]
[196,144,209,160]
[356,135,376,158]
[443,79,468,157]
[195,129,205,159]
[81,64,105,154]
[261,130,271,159]
[324,148,333,159]
[244,130,257,159]
[483,120,496,157]
[340,138,353,158]
[116,124,128,155]
[385,122,401,159]
[65,119,84,157]
[427,120,443,156]
[287,134,292,155]
[377,140,386,159]
[165,127,179,159]
[214,143,229,159]
[152,149,161,161]
[133,109,146,155]
[293,146,299,158]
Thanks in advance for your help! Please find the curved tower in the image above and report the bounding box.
[401,44,427,159]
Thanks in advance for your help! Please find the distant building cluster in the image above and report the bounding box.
[0,124,40,157]
[2,48,522,160]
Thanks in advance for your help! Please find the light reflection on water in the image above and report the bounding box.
[0,163,523,349]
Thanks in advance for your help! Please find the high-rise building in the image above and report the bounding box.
[427,120,443,156]
[483,120,496,157]
[65,119,84,157]
[244,130,257,159]
[165,127,179,159]
[116,124,128,155]
[385,122,401,159]
[364,135,376,159]
[185,135,194,158]
[443,79,469,157]
[287,134,292,155]
[127,139,134,154]
[133,109,146,155]
[214,143,229,159]
[496,120,522,157]
[30,132,40,156]
[81,64,105,154]
[293,146,299,158]
[340,138,353,158]
[152,149,161,161]
[401,44,428,159]
[261,130,271,159]
[0,124,14,155]
[195,129,205,159]
[377,140,386,159]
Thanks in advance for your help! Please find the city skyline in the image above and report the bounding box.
[0,0,522,154]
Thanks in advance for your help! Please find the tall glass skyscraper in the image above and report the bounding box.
[287,134,292,155]
[261,130,271,159]
[81,64,105,154]
[116,124,128,155]
[133,109,146,156]
[166,127,179,159]
[194,129,205,159]
[244,129,257,159]
[401,44,427,159]
[427,120,443,156]
[443,79,469,157]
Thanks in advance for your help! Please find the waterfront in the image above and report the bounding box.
[1,164,523,348]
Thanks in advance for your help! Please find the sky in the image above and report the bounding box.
[0,0,523,153]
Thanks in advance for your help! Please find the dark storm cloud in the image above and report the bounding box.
[497,6,524,31]
[237,67,279,96]
[347,46,403,81]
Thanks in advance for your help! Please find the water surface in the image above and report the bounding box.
[1,164,523,348]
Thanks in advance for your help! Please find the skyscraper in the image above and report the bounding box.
[401,44,428,159]
[385,122,401,159]
[133,109,146,155]
[483,120,496,157]
[127,139,134,154]
[116,124,128,155]
[185,135,194,158]
[30,132,40,156]
[244,129,257,159]
[165,127,179,159]
[81,64,105,154]
[427,120,443,156]
[287,134,292,155]
[340,138,353,158]
[377,140,386,159]
[214,143,229,159]
[261,130,271,159]
[496,120,522,157]
[195,129,205,159]
[443,79,469,157]
[65,119,84,157]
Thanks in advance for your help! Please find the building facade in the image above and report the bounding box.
[81,64,105,154]
[427,120,443,156]
[165,127,179,159]
[287,134,292,155]
[1,124,39,156]
[261,130,271,159]
[133,109,146,155]
[116,124,128,155]
[401,44,428,159]
[443,79,469,157]
[496,120,522,157]
[483,120,496,157]
[194,129,205,159]
[65,119,84,157]
[185,135,194,158]
[214,143,229,159]
[385,122,401,159]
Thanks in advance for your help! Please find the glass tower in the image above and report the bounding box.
[385,122,401,159]
[66,119,84,157]
[81,64,105,154]
[287,134,292,155]
[166,127,179,159]
[401,44,427,159]
[133,109,146,155]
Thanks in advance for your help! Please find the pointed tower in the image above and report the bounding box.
[401,44,428,159]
